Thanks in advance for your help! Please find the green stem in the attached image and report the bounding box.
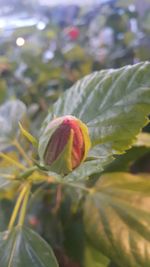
[8,184,28,231]
[18,183,31,226]
[13,139,32,167]
[0,152,26,171]
[17,165,38,180]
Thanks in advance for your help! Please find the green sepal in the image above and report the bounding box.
[78,119,91,161]
[19,123,38,147]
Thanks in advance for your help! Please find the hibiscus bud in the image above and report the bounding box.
[39,115,91,174]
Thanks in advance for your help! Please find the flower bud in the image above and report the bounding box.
[39,115,91,174]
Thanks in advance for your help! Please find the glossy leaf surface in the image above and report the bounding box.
[84,172,150,267]
[0,226,59,267]
[40,62,150,179]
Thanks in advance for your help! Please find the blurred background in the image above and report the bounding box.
[1,0,150,117]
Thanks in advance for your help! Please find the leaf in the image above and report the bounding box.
[0,201,12,231]
[65,154,113,182]
[84,172,150,267]
[41,62,150,179]
[0,100,27,151]
[105,133,150,172]
[84,242,110,267]
[108,263,119,267]
[0,226,59,267]
[64,144,114,181]
[19,123,38,147]
[104,146,150,172]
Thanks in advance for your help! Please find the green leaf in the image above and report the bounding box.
[65,153,113,181]
[105,133,150,172]
[0,201,12,231]
[84,172,150,267]
[108,263,119,267]
[19,122,38,147]
[84,242,110,267]
[0,226,59,267]
[0,100,27,151]
[104,146,150,172]
[41,62,150,179]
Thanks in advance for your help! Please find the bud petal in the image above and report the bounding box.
[39,115,91,175]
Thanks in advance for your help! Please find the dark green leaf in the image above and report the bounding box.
[105,147,150,172]
[0,226,59,267]
[0,200,12,231]
[105,133,150,172]
[84,172,150,267]
[40,62,150,179]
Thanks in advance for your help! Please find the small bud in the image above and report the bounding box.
[39,115,91,175]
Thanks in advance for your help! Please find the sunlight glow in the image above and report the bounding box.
[16,37,25,46]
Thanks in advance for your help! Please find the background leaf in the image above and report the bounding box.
[84,172,150,267]
[84,242,110,267]
[40,62,150,179]
[0,100,27,151]
[0,226,59,267]
[105,133,150,172]
[104,146,150,172]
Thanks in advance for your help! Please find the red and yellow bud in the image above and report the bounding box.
[39,115,91,174]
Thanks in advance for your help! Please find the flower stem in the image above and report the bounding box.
[17,165,38,180]
[13,139,32,167]
[18,183,31,226]
[8,184,28,231]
